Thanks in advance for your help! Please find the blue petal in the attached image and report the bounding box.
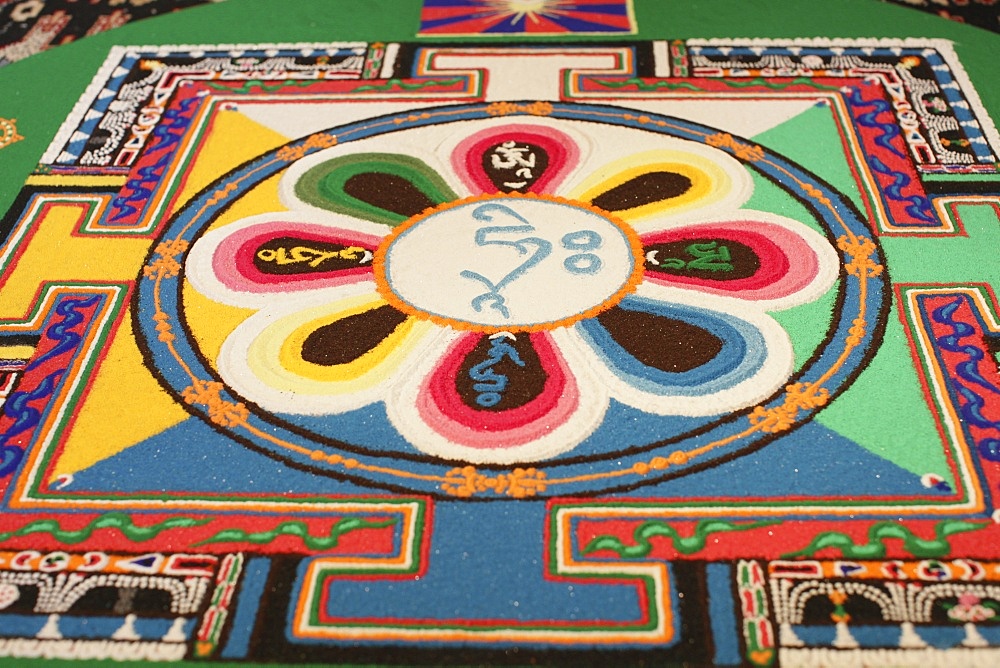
[577,295,769,397]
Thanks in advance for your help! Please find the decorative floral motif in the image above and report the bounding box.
[143,238,188,281]
[749,382,830,434]
[442,466,548,499]
[0,583,19,610]
[185,119,838,464]
[946,593,1000,623]
[181,379,249,428]
[828,590,851,624]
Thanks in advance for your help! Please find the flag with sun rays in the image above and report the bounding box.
[418,0,636,35]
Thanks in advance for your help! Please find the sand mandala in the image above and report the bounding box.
[2,32,1000,666]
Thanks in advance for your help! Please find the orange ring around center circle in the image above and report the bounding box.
[373,191,646,333]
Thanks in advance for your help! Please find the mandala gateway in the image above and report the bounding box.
[139,103,878,494]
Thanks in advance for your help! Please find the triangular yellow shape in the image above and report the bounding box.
[170,107,292,214]
[52,110,291,478]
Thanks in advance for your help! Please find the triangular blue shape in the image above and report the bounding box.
[69,418,375,496]
[618,421,934,500]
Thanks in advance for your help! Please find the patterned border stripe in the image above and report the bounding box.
[898,284,1000,478]
[36,39,1000,175]
[768,559,1000,663]
[0,548,235,662]
[40,43,371,167]
[685,38,1000,172]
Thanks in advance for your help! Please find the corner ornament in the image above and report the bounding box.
[0,117,23,150]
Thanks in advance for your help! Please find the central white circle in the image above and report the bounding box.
[381,197,637,329]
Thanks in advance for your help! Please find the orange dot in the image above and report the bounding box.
[668,451,690,465]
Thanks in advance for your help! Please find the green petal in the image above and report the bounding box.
[295,152,457,226]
